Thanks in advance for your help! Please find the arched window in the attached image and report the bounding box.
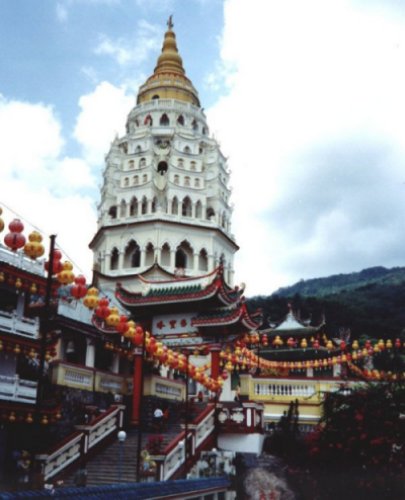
[124,240,140,268]
[184,176,190,187]
[190,161,196,171]
[177,115,184,126]
[158,161,168,175]
[192,119,198,131]
[195,178,200,188]
[206,207,215,220]
[141,196,148,214]
[198,249,208,271]
[119,200,126,217]
[133,175,139,185]
[145,242,155,266]
[202,126,207,135]
[161,243,171,266]
[128,160,135,169]
[222,213,227,228]
[195,200,202,218]
[110,247,119,270]
[160,113,170,126]
[142,174,147,183]
[152,94,160,100]
[175,240,193,269]
[144,114,153,126]
[174,175,180,185]
[172,196,179,215]
[135,145,142,154]
[184,146,191,154]
[124,177,129,187]
[129,197,138,216]
[108,206,117,219]
[140,158,146,167]
[151,197,157,213]
[177,158,184,168]
[182,196,192,217]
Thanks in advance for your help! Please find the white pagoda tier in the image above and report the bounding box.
[90,19,238,293]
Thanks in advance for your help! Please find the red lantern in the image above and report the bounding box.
[395,338,401,349]
[71,275,87,299]
[4,219,26,251]
[45,249,63,275]
[116,315,129,334]
[95,297,110,319]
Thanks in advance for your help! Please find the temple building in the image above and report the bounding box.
[90,17,237,293]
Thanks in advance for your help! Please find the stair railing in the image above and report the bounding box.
[35,404,125,484]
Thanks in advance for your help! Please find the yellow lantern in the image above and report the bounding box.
[57,261,75,285]
[352,340,359,350]
[0,272,4,283]
[24,231,45,260]
[9,412,16,423]
[83,287,99,309]
[386,339,393,349]
[30,283,37,294]
[0,207,4,233]
[15,278,22,289]
[300,338,308,349]
[106,307,120,327]
[14,344,21,355]
[26,413,33,424]
[326,340,333,350]
[41,415,49,425]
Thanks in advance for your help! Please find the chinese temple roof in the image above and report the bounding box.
[268,305,324,337]
[115,265,243,316]
[193,302,263,332]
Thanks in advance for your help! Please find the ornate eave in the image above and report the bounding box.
[193,303,263,331]
[268,308,324,337]
[115,266,242,315]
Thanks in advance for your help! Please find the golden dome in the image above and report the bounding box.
[137,17,200,107]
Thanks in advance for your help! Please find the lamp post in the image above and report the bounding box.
[117,430,127,482]
[183,349,190,477]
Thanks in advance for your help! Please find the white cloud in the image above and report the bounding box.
[94,20,161,66]
[73,81,134,166]
[0,94,96,279]
[208,0,405,295]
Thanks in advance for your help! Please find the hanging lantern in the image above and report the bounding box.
[71,275,87,299]
[300,338,307,349]
[15,278,23,290]
[9,412,16,423]
[0,272,4,283]
[57,261,75,285]
[394,338,401,349]
[95,297,111,319]
[0,207,4,233]
[377,339,385,351]
[105,307,120,327]
[287,337,295,348]
[132,325,144,346]
[45,249,63,275]
[26,413,33,424]
[326,340,333,351]
[29,283,38,294]
[116,315,129,335]
[352,340,359,350]
[4,219,26,251]
[273,335,283,347]
[313,340,320,350]
[24,231,45,259]
[41,415,49,425]
[14,344,21,355]
[83,287,99,309]
[386,339,393,350]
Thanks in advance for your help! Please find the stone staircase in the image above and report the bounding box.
[60,397,187,487]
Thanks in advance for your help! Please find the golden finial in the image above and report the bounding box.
[167,15,173,30]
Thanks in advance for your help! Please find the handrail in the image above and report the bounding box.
[35,405,125,482]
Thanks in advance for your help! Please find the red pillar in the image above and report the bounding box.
[132,348,143,424]
[210,344,221,380]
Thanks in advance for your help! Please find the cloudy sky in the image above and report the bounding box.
[1,0,405,296]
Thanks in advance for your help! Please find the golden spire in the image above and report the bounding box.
[137,17,200,107]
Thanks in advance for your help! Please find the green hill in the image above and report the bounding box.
[247,266,405,339]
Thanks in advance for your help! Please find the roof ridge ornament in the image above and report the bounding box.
[167,15,173,30]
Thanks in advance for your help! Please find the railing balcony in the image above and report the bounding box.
[0,374,37,403]
[143,375,185,400]
[0,244,45,276]
[51,361,128,394]
[0,310,40,339]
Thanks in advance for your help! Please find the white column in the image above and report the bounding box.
[140,249,146,267]
[85,340,95,368]
[170,249,176,268]
[193,253,199,271]
[111,353,120,374]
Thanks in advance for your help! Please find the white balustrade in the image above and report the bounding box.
[0,374,37,403]
[0,245,45,276]
[254,381,318,399]
[64,368,92,388]
[0,310,39,338]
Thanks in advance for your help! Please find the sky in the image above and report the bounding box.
[1,0,405,297]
